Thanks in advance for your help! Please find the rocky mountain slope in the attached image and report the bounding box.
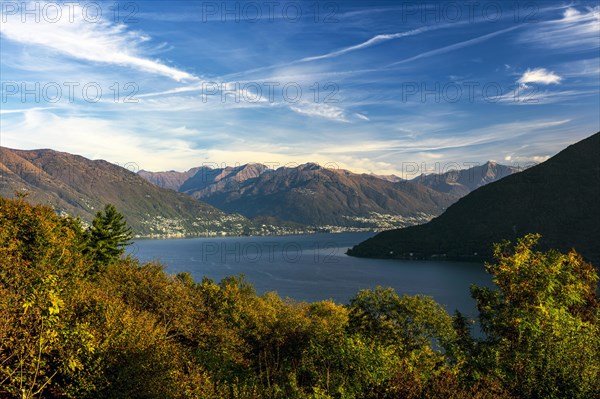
[0,147,249,237]
[412,161,521,197]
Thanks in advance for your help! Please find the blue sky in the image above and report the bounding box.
[1,0,598,176]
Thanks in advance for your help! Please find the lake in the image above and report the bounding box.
[131,232,493,316]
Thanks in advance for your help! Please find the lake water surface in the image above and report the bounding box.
[131,232,493,316]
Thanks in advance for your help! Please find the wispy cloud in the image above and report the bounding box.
[320,119,572,155]
[221,24,455,80]
[137,84,207,98]
[288,102,348,122]
[559,58,600,78]
[520,6,600,51]
[0,1,197,81]
[388,25,521,66]
[501,65,599,106]
[299,25,439,62]
[499,88,599,106]
[0,107,56,114]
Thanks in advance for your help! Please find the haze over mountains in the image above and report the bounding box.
[348,132,600,266]
[140,161,519,229]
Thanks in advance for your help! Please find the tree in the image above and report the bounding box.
[348,287,456,354]
[84,204,132,269]
[0,196,94,399]
[470,234,600,399]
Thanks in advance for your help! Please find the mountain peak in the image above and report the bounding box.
[370,173,403,183]
[297,162,322,171]
[411,161,519,196]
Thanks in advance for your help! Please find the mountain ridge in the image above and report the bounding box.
[140,161,519,229]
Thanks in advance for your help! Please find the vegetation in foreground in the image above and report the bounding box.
[1,196,599,399]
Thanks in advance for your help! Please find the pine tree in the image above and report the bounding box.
[85,204,133,270]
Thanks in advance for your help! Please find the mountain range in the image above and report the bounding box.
[347,132,600,266]
[0,145,522,237]
[140,161,518,229]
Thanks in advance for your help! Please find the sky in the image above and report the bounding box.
[0,0,599,177]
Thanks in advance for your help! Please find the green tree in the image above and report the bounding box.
[84,204,132,269]
[470,234,600,399]
[348,287,456,355]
